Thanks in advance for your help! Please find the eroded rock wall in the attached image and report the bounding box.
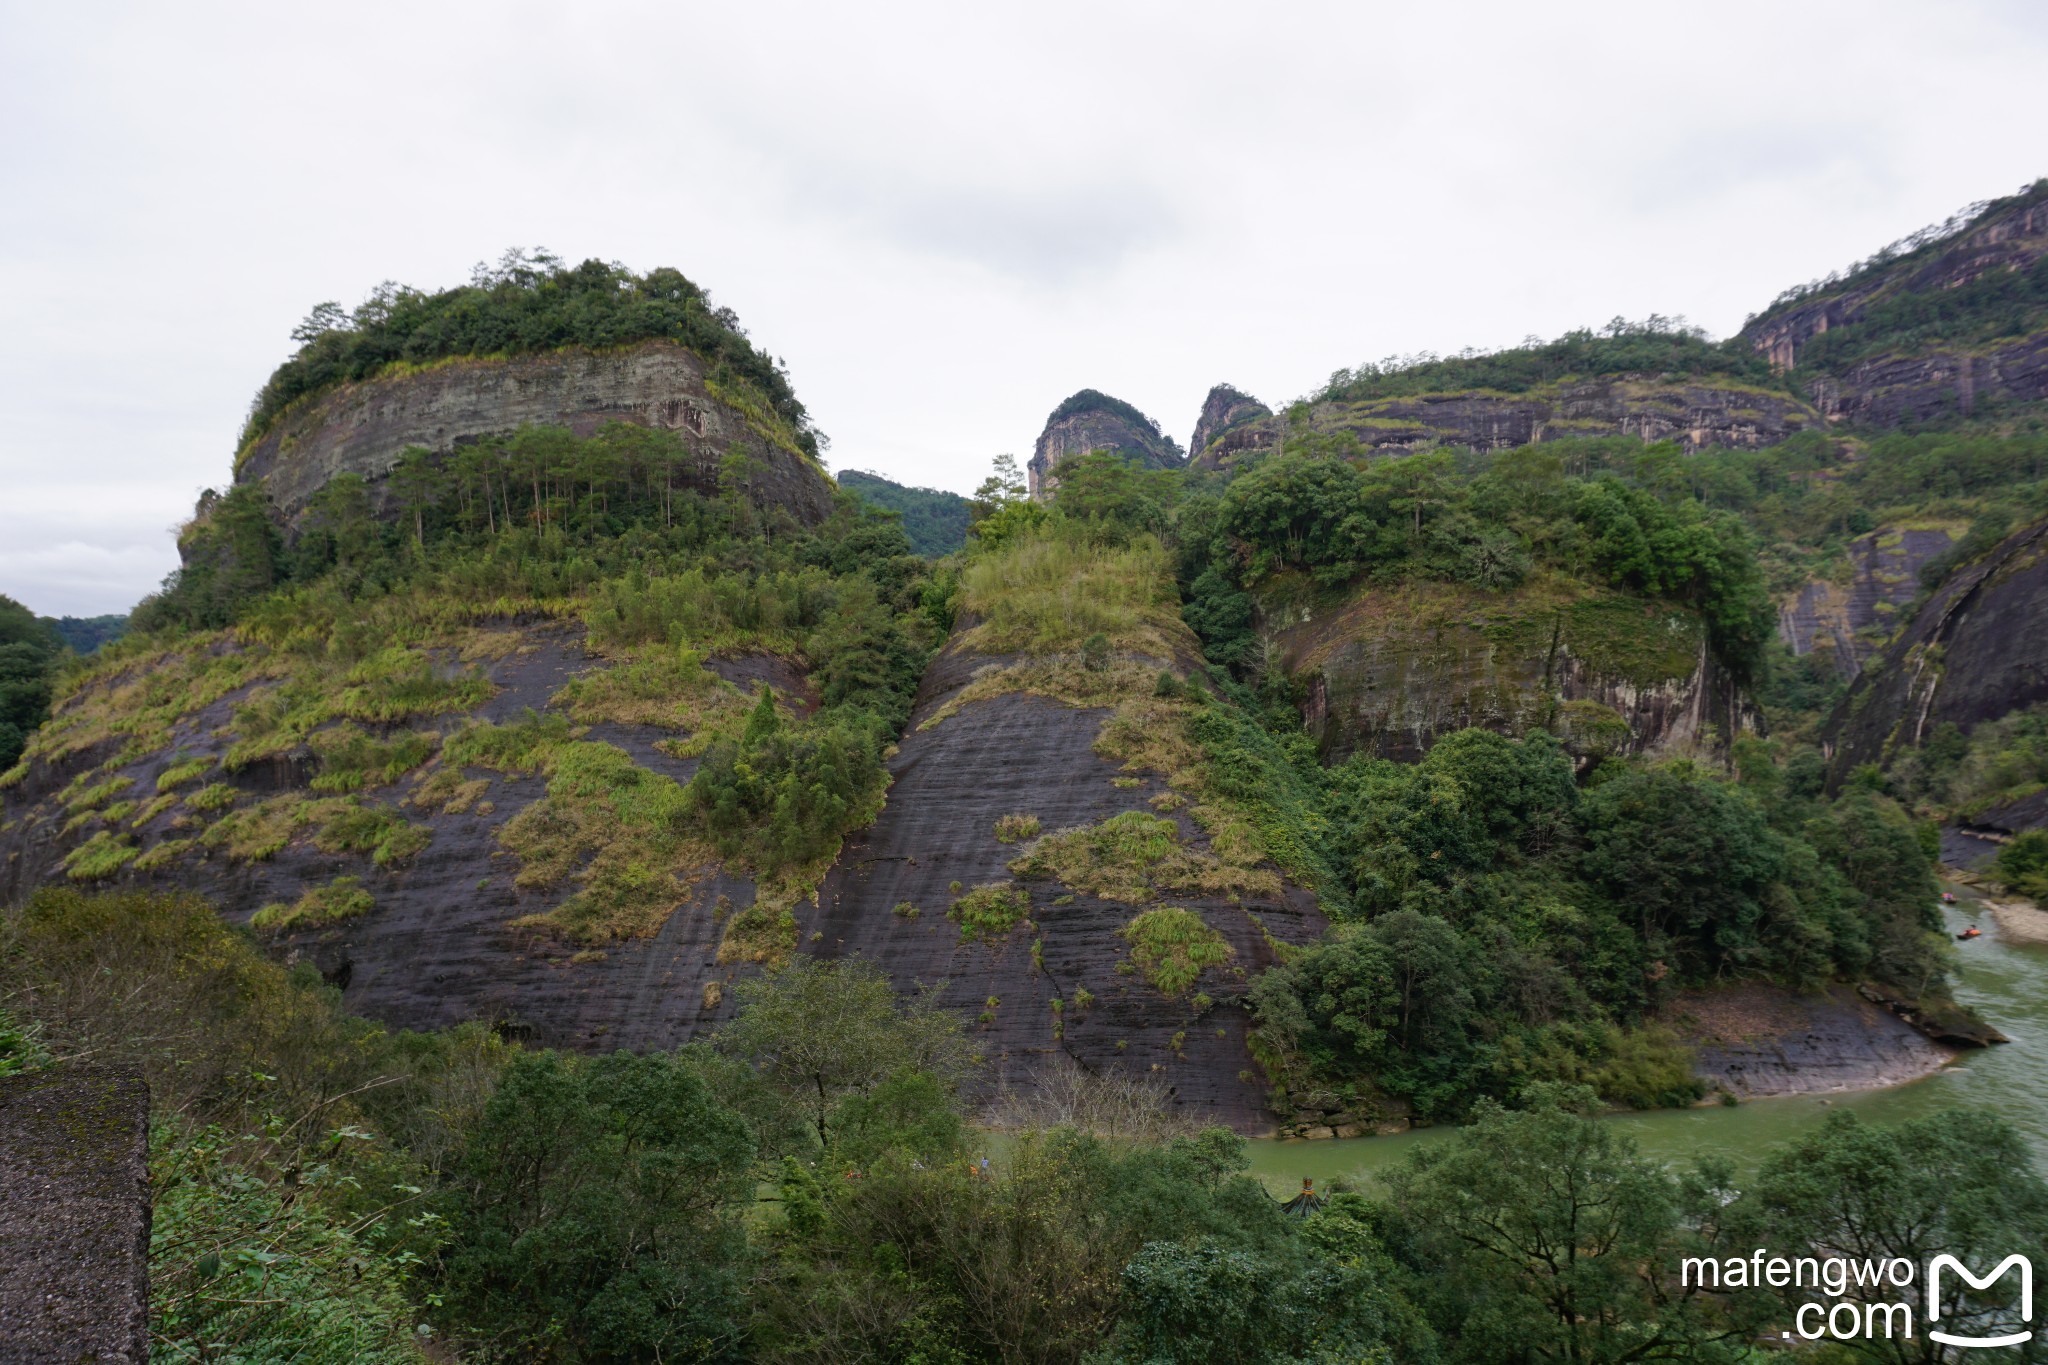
[1190,376,1820,473]
[812,637,1326,1131]
[1825,513,2048,785]
[1777,526,1957,678]
[1268,579,1760,764]
[1741,185,2048,426]
[1742,188,2048,371]
[237,340,834,527]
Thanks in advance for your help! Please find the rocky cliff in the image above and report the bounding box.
[1261,574,1760,765]
[1743,183,2048,369]
[1190,376,1820,473]
[1777,525,1959,678]
[0,612,1326,1130]
[1188,385,1272,463]
[810,633,1325,1130]
[237,340,834,527]
[1741,181,2048,427]
[1824,512,2048,785]
[1028,390,1184,500]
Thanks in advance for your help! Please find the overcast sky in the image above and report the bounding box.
[3,1,2045,617]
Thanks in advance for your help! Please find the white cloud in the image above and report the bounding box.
[1,0,2044,614]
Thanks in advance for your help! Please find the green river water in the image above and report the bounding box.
[1244,879,2048,1195]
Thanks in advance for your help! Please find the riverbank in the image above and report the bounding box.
[1244,896,2046,1192]
[1666,983,1961,1099]
[1941,856,2048,946]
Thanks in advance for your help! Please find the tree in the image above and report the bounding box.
[1098,1234,1397,1365]
[715,958,974,1149]
[1388,1086,1755,1365]
[0,595,61,770]
[1578,767,1784,983]
[439,1048,756,1362]
[1739,1110,2048,1365]
[1217,450,1377,586]
[390,445,439,548]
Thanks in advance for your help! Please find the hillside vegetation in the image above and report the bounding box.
[4,885,2039,1363]
[837,469,972,556]
[1317,316,1776,404]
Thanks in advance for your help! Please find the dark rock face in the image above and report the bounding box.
[813,638,1326,1132]
[236,340,834,528]
[1741,189,2048,371]
[1741,186,2048,426]
[1777,526,1957,677]
[1805,333,2048,427]
[1672,984,1958,1098]
[1,620,1322,1129]
[1825,514,2048,786]
[1028,391,1184,500]
[0,626,760,1052]
[0,1066,151,1364]
[1190,377,1818,473]
[1188,385,1271,463]
[1267,580,1760,765]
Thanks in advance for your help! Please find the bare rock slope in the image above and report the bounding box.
[813,637,1326,1130]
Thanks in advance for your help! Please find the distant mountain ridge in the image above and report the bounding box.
[837,470,972,556]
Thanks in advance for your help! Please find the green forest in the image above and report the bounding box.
[5,885,2042,1364]
[839,470,973,556]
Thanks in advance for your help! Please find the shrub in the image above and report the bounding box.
[957,531,1194,657]
[307,723,438,792]
[186,782,239,812]
[949,883,1031,941]
[155,757,215,792]
[251,875,376,934]
[1120,908,1232,996]
[994,813,1042,844]
[1995,828,2048,899]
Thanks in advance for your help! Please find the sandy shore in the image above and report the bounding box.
[1985,897,2048,946]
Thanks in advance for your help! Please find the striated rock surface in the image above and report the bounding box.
[236,340,834,527]
[0,624,766,1050]
[1188,384,1272,463]
[1742,185,2048,371]
[1777,525,1958,677]
[0,1066,151,1364]
[0,617,1324,1129]
[1671,984,1959,1098]
[1264,576,1760,764]
[1028,390,1184,500]
[1741,182,2048,427]
[1803,334,2048,428]
[1190,376,1819,473]
[811,635,1326,1131]
[1824,512,2048,786]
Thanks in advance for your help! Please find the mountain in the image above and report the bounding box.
[10,186,2046,1145]
[1027,389,1184,499]
[1739,178,2048,427]
[1189,322,1822,476]
[838,470,973,556]
[41,615,126,655]
[1188,384,1271,464]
